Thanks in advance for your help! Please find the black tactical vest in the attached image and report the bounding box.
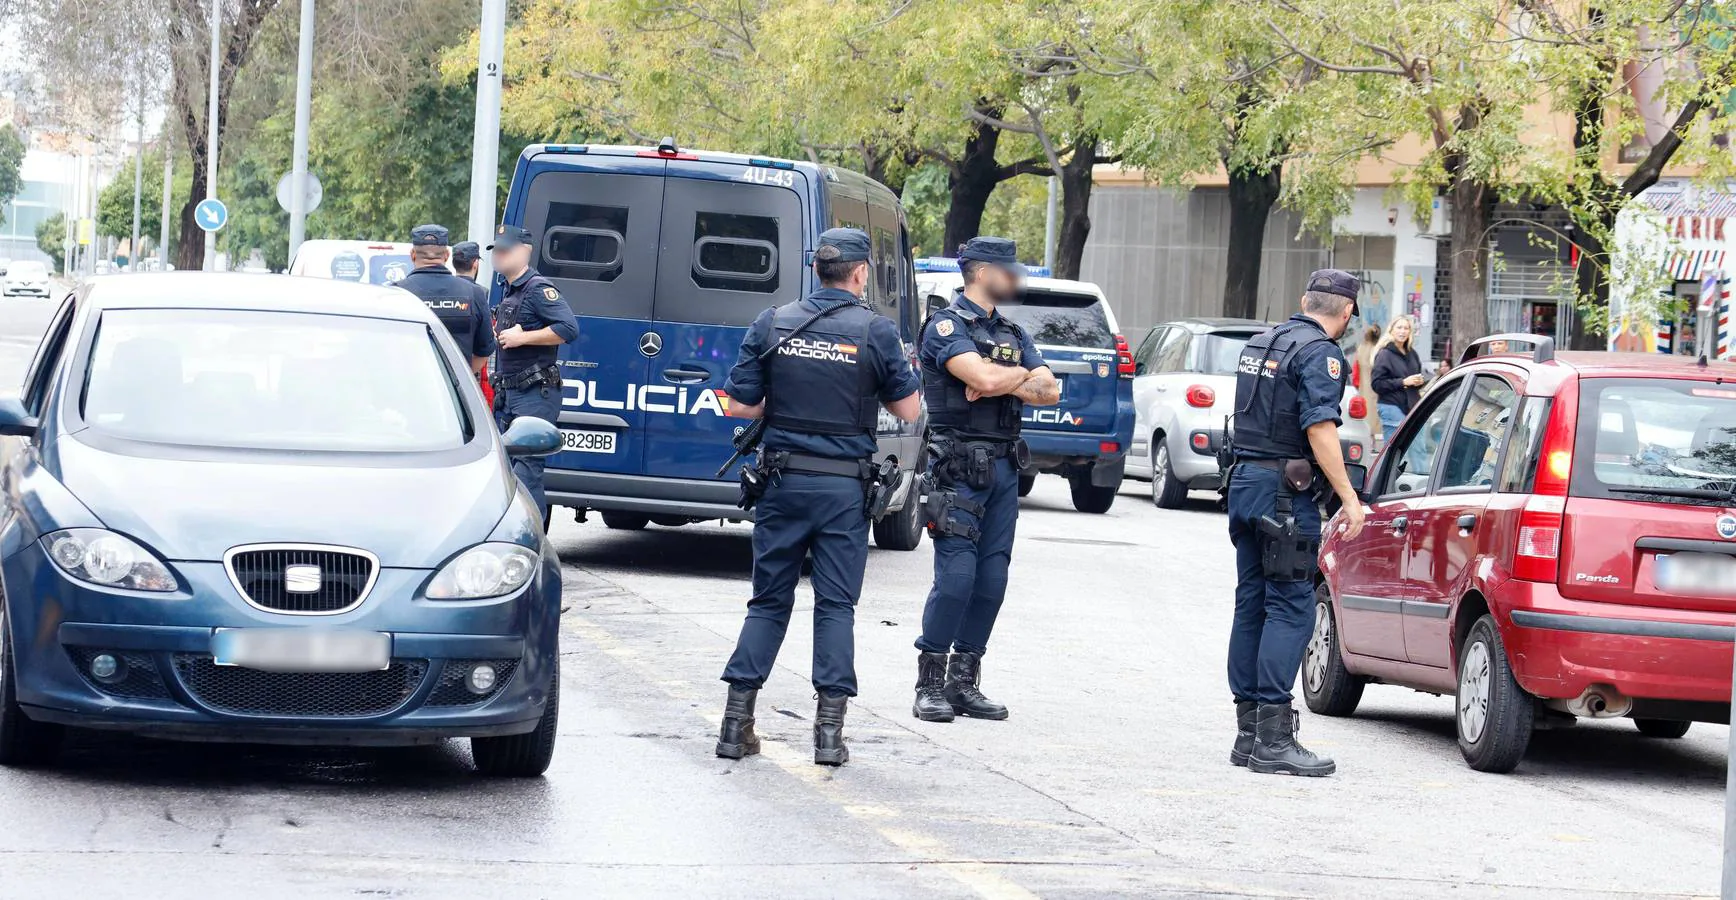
[1231,318,1338,460]
[397,267,480,353]
[923,303,1026,440]
[496,270,561,376]
[763,300,880,437]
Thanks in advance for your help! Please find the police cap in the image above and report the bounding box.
[451,241,481,267]
[957,236,1019,268]
[411,224,450,247]
[1306,268,1361,301]
[816,227,871,263]
[488,224,534,250]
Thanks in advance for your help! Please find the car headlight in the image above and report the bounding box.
[426,543,538,600]
[41,529,177,592]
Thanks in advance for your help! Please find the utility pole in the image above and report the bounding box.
[467,0,507,283]
[131,87,144,269]
[159,128,173,267]
[202,0,222,271]
[1043,175,1058,272]
[287,0,314,263]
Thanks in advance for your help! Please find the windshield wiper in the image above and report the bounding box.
[1607,486,1735,501]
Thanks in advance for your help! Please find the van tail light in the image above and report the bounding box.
[1514,390,1576,583]
[1114,334,1136,377]
[1348,395,1367,419]
[1185,385,1216,408]
[1351,359,1362,388]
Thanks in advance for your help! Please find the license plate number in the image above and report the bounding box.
[212,629,391,672]
[559,429,616,454]
[1655,552,1736,595]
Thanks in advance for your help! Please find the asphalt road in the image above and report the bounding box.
[0,292,1725,898]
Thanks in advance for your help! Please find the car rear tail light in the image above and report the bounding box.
[1099,441,1120,454]
[1351,359,1362,388]
[1191,432,1210,451]
[1348,395,1367,419]
[1514,388,1578,582]
[1185,385,1216,408]
[1347,442,1363,463]
[1114,334,1136,377]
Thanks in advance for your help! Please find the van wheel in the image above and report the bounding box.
[472,656,559,777]
[1456,615,1534,773]
[1017,474,1036,497]
[1150,438,1189,509]
[872,481,925,552]
[0,599,63,768]
[1067,473,1117,514]
[600,511,650,531]
[1302,584,1364,717]
[1634,719,1691,739]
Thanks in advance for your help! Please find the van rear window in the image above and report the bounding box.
[1572,378,1736,506]
[999,290,1114,349]
[544,203,627,282]
[693,212,780,291]
[655,176,801,327]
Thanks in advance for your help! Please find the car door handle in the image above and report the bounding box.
[1456,514,1478,533]
[1390,516,1408,536]
[1154,384,1169,391]
[662,366,711,383]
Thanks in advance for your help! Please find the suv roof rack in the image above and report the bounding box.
[1459,333,1555,366]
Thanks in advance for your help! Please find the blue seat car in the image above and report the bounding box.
[0,273,564,776]
[495,141,928,550]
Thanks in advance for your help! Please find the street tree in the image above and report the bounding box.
[0,125,24,229]
[34,212,67,271]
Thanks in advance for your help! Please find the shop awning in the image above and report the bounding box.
[1668,249,1727,281]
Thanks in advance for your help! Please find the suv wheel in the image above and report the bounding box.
[1016,474,1036,497]
[1634,719,1691,739]
[1456,614,1534,773]
[600,511,650,531]
[1302,584,1365,716]
[472,656,559,777]
[872,465,926,552]
[0,599,63,767]
[1150,438,1189,509]
[1067,472,1117,514]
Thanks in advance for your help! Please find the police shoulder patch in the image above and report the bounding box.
[542,286,560,302]
[935,318,955,337]
[1326,357,1342,380]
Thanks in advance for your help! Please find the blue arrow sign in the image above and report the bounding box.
[195,198,229,233]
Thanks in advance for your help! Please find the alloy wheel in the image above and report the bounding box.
[1458,639,1492,744]
[1151,445,1171,502]
[1304,602,1330,693]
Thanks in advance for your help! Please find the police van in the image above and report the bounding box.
[495,141,927,549]
[287,239,415,284]
[915,262,1137,513]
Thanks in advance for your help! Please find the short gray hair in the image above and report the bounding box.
[1302,290,1353,316]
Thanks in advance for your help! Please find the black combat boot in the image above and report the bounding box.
[1248,703,1335,776]
[1229,700,1257,767]
[715,685,761,760]
[912,652,955,722]
[944,651,1009,720]
[814,693,849,767]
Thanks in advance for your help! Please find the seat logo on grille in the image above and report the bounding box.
[284,564,323,594]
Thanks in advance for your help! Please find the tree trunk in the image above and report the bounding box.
[1053,136,1097,280]
[1223,162,1281,320]
[174,152,205,272]
[1571,220,1610,350]
[943,120,1004,254]
[1448,174,1491,359]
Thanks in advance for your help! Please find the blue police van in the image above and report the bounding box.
[494,141,927,549]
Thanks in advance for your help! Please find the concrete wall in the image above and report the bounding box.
[1078,185,1330,339]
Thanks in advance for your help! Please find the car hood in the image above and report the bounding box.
[55,437,512,567]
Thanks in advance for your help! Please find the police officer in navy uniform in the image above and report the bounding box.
[911,237,1059,724]
[451,241,483,282]
[1226,269,1369,777]
[395,225,495,377]
[488,224,580,523]
[715,228,921,767]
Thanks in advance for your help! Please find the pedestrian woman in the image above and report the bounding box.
[1371,314,1425,433]
[1353,323,1382,443]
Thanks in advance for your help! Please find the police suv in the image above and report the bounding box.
[915,262,1137,513]
[494,141,927,549]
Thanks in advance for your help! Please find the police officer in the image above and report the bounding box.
[451,241,483,282]
[394,225,495,376]
[911,237,1059,724]
[488,224,580,523]
[1225,269,1369,777]
[715,228,921,768]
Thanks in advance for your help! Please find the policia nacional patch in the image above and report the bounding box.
[1327,357,1341,380]
[936,318,955,337]
[543,286,560,301]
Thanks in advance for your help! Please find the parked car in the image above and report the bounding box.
[0,273,564,775]
[3,260,51,297]
[287,239,415,285]
[1126,318,1374,508]
[914,265,1136,513]
[1310,332,1736,772]
[495,141,928,549]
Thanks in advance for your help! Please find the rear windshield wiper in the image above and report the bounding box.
[1606,485,1735,501]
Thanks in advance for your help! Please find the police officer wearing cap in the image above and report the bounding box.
[1225,268,1369,777]
[489,224,580,523]
[451,241,483,282]
[395,225,495,376]
[714,228,921,768]
[910,237,1059,725]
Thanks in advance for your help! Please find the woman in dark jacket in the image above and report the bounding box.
[1371,314,1425,432]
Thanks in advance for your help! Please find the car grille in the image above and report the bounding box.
[171,654,427,717]
[426,659,520,707]
[226,546,375,614]
[67,647,172,700]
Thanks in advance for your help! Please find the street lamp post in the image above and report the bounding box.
[467,0,507,282]
[202,0,221,271]
[131,90,144,269]
[287,0,315,264]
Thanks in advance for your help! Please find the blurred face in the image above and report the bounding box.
[1391,318,1413,343]
[492,243,531,275]
[977,263,1023,304]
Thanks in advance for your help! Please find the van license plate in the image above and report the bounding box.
[559,429,616,454]
[212,629,390,672]
[1655,553,1736,595]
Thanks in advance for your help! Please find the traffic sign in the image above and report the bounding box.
[195,198,229,233]
[275,172,323,214]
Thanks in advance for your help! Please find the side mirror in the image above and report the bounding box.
[1344,462,1369,499]
[0,396,38,437]
[501,416,561,457]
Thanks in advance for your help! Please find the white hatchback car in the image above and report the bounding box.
[3,260,52,297]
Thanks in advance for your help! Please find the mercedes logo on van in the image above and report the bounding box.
[1717,515,1736,540]
[638,332,663,358]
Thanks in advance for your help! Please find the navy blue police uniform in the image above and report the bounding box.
[1225,268,1358,777]
[394,225,496,365]
[489,225,580,517]
[911,237,1045,723]
[451,241,483,280]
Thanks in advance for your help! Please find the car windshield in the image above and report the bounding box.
[1574,377,1736,501]
[82,308,467,452]
[1196,331,1260,375]
[11,262,47,278]
[999,289,1114,349]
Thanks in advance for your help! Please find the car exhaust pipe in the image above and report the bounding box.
[1562,685,1632,719]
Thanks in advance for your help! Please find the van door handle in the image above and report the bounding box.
[662,366,710,383]
[1456,514,1478,533]
[1390,516,1408,536]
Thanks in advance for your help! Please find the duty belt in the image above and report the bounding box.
[493,364,561,390]
[768,451,872,480]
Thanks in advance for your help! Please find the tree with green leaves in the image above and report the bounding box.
[0,124,23,229]
[35,212,66,271]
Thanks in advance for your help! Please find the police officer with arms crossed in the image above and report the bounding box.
[488,225,580,524]
[1225,269,1369,777]
[394,225,495,376]
[714,228,922,768]
[911,237,1059,724]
